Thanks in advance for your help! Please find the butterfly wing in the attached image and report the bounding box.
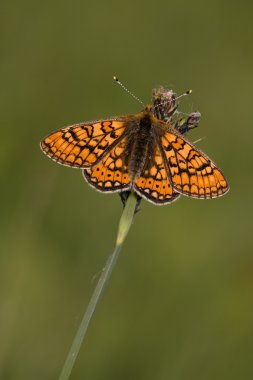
[40,117,136,168]
[160,130,229,198]
[83,137,131,192]
[133,145,180,205]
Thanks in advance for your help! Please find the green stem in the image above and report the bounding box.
[59,192,138,380]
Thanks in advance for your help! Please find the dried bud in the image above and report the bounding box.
[152,87,178,122]
[175,111,201,135]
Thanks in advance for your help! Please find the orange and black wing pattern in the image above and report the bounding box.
[40,93,229,206]
[83,137,131,192]
[40,118,130,168]
[160,130,229,198]
[133,145,180,204]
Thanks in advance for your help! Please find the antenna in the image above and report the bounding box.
[113,76,145,107]
[175,89,192,101]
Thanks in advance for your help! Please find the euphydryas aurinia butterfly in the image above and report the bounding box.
[41,80,229,205]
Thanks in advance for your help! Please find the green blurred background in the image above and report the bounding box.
[1,0,253,379]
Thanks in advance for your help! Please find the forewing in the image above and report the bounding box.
[160,131,229,198]
[40,117,135,168]
[83,137,130,192]
[134,145,180,205]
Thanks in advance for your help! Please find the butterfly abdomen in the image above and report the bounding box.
[127,113,153,181]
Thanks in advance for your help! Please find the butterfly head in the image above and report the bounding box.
[144,104,153,113]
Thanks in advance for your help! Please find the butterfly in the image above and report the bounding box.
[40,86,229,205]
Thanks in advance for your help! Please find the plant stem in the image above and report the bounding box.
[59,192,138,380]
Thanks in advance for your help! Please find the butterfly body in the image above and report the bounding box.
[123,109,157,181]
[41,87,229,205]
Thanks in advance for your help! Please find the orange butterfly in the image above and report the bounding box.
[40,86,229,205]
